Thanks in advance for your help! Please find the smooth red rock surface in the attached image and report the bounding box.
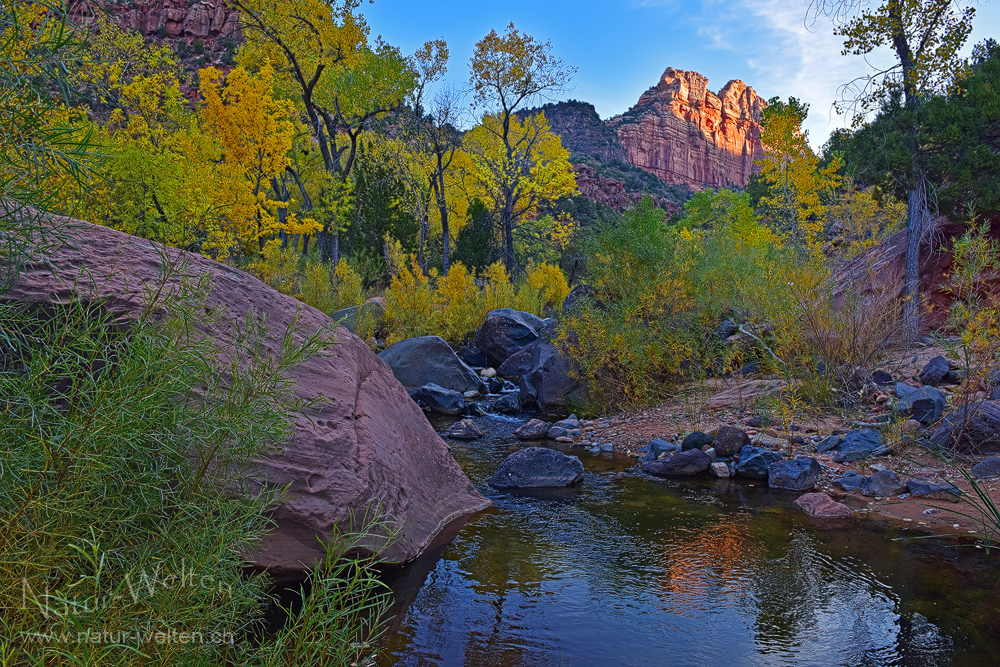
[2,218,489,580]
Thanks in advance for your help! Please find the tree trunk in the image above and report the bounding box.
[902,175,927,340]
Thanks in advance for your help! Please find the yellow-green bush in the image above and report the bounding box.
[250,242,365,316]
[382,258,570,345]
[561,195,836,413]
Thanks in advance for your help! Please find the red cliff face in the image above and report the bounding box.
[72,0,241,41]
[607,67,766,189]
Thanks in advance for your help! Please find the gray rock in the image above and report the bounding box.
[872,370,894,385]
[489,447,584,488]
[715,319,738,339]
[709,461,731,478]
[943,369,967,385]
[457,345,488,367]
[907,479,961,499]
[681,431,714,452]
[644,438,679,463]
[562,284,595,314]
[991,386,1000,401]
[525,341,581,415]
[896,382,918,399]
[497,347,534,378]
[972,456,1000,479]
[600,442,615,452]
[514,418,551,440]
[768,457,822,491]
[815,435,842,454]
[411,383,466,416]
[714,426,750,457]
[547,426,569,439]
[552,415,580,430]
[332,301,386,336]
[518,373,538,408]
[642,449,712,476]
[919,355,951,386]
[833,429,884,463]
[894,386,946,425]
[861,470,907,497]
[379,336,483,394]
[492,392,522,414]
[931,401,1000,454]
[833,473,866,491]
[737,445,783,480]
[475,308,545,366]
[447,419,484,440]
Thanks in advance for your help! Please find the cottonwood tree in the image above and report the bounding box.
[462,112,577,271]
[232,0,417,265]
[468,23,576,273]
[808,0,976,339]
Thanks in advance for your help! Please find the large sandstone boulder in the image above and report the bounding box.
[2,218,490,581]
[474,308,545,366]
[378,335,482,395]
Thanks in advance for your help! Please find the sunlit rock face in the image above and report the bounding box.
[608,67,766,189]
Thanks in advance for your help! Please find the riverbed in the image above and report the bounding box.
[379,414,1000,666]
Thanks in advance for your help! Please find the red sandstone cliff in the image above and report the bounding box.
[71,0,241,41]
[607,67,766,189]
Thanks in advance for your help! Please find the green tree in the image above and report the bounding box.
[468,23,576,273]
[809,0,976,338]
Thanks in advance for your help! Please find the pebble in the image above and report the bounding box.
[555,436,574,443]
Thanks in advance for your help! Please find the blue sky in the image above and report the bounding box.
[362,0,1000,149]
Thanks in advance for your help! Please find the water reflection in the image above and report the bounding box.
[380,416,1000,666]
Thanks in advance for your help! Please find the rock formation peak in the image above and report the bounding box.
[609,66,766,189]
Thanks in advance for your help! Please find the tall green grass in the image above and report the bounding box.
[0,271,390,665]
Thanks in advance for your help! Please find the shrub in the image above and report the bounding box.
[383,255,437,343]
[518,262,570,316]
[0,274,390,665]
[436,261,486,343]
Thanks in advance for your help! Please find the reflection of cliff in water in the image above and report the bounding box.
[379,414,1000,666]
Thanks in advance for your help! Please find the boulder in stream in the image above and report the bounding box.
[489,447,584,488]
[642,449,712,476]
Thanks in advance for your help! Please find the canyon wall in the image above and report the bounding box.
[607,67,766,189]
[72,0,241,41]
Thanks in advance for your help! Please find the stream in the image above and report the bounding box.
[379,414,1000,666]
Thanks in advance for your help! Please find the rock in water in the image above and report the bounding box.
[713,426,750,457]
[497,347,535,378]
[737,445,782,479]
[489,447,584,488]
[0,217,489,580]
[446,419,484,440]
[378,335,483,395]
[931,401,1000,454]
[475,308,545,366]
[832,429,884,463]
[768,457,822,491]
[709,461,731,478]
[492,393,522,415]
[919,355,951,386]
[642,449,712,476]
[514,418,551,440]
[833,473,866,491]
[861,470,907,497]
[411,383,466,416]
[972,456,1000,479]
[645,438,680,462]
[893,386,946,425]
[681,431,714,452]
[794,493,853,518]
